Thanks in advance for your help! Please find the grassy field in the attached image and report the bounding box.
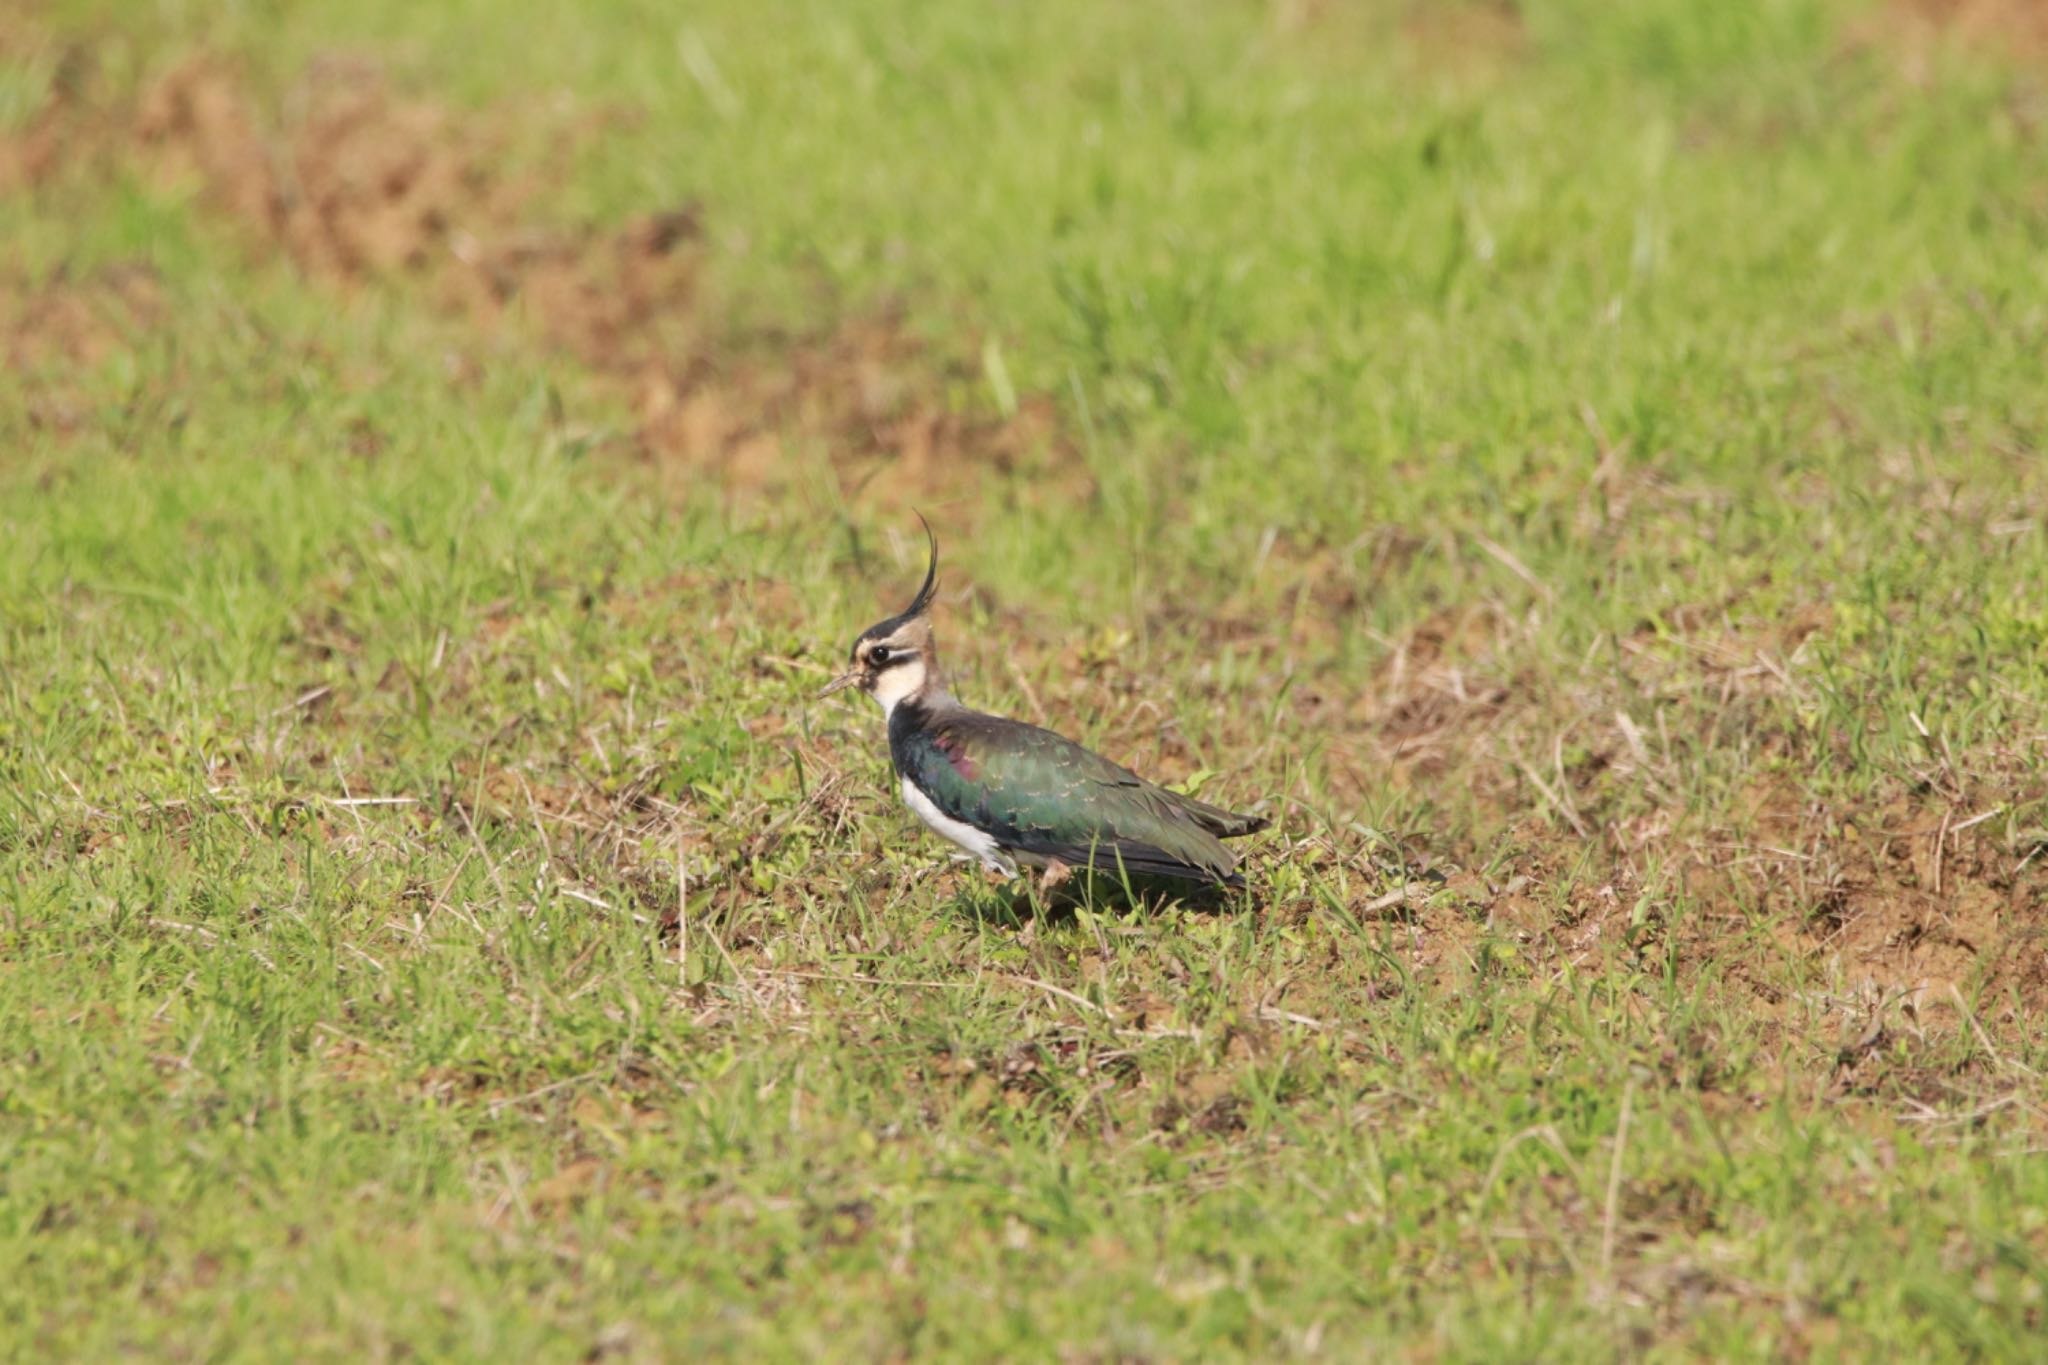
[5,0,2048,1357]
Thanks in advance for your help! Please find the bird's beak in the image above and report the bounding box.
[817,669,862,699]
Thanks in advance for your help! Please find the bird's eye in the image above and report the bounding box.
[870,645,892,666]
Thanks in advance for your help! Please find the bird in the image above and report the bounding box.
[819,523,1268,892]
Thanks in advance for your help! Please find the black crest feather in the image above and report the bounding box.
[853,514,941,654]
[903,511,939,619]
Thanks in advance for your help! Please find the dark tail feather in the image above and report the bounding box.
[1175,794,1269,840]
[1077,842,1247,890]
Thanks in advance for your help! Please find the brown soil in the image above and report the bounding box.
[3,263,167,438]
[1243,568,2048,1036]
[1851,0,2048,71]
[1268,0,1527,78]
[1401,0,1528,74]
[4,262,164,373]
[1722,790,2048,1022]
[15,47,1084,507]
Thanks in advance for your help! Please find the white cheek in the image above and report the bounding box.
[869,662,924,716]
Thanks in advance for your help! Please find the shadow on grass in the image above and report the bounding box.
[942,870,1251,927]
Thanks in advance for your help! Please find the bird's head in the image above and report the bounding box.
[819,519,942,714]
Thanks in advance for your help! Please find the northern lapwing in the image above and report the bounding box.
[819,524,1267,891]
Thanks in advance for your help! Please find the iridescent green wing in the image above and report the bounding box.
[915,714,1243,886]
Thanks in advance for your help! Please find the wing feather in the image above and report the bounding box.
[908,711,1261,888]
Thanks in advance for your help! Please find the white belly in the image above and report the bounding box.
[900,776,1017,875]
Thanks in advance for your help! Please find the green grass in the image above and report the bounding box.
[5,0,2048,1357]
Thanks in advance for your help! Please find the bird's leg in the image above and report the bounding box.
[1037,857,1073,895]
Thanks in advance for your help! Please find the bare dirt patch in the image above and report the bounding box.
[4,262,164,374]
[10,39,1083,504]
[1401,0,1528,76]
[1269,0,1527,80]
[1851,0,2048,73]
[110,54,1086,508]
[2,263,167,439]
[1662,773,2048,1037]
[1202,554,2048,1049]
[0,17,89,192]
